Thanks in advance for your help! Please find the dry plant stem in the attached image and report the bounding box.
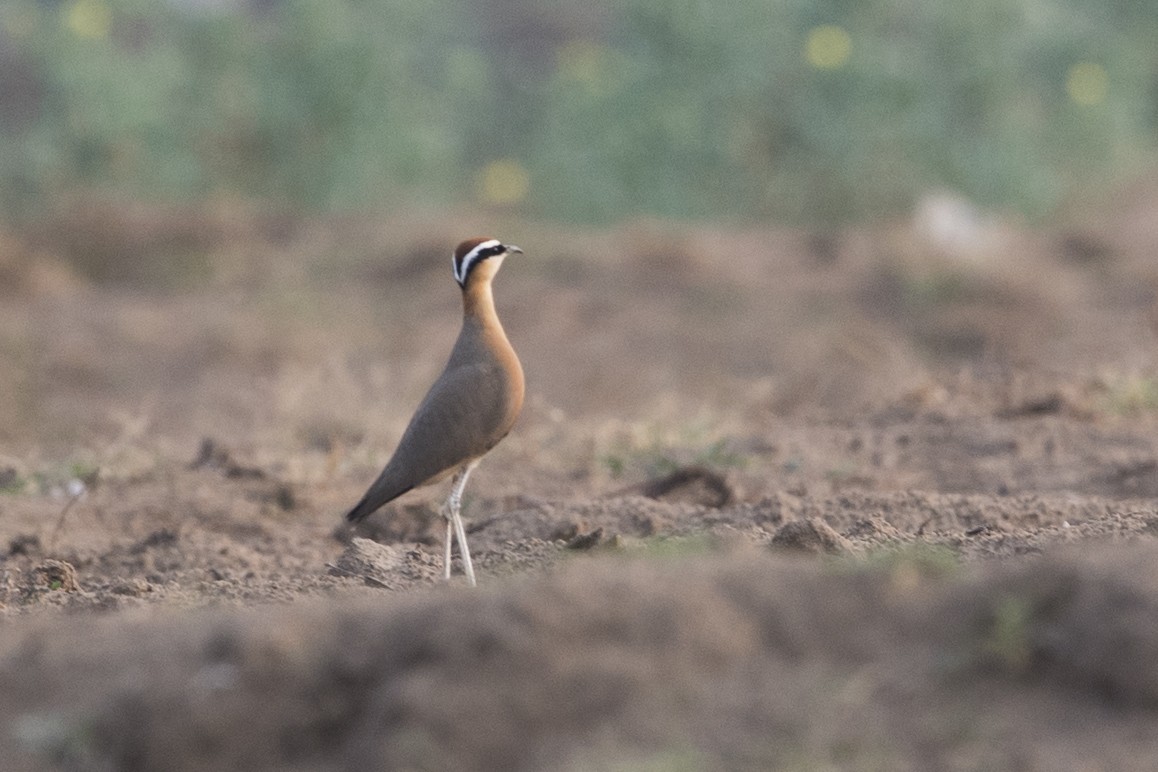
[47,492,83,551]
[47,468,99,550]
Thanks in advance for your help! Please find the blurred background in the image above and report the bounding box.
[1,0,1155,226]
[2,0,1158,481]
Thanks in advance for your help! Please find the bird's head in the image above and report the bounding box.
[452,237,522,289]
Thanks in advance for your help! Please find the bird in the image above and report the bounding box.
[345,237,525,586]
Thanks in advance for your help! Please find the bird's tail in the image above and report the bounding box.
[345,484,413,523]
[344,498,373,523]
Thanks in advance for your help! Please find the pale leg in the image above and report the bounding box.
[444,462,478,587]
[444,518,453,581]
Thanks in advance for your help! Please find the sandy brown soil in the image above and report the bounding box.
[3,192,1158,768]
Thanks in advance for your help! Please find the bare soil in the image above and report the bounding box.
[3,193,1158,769]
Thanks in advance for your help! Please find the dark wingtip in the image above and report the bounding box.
[345,497,373,523]
[344,484,413,524]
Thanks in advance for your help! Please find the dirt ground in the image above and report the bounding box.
[3,188,1158,769]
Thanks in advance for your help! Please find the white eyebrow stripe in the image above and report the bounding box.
[454,239,502,284]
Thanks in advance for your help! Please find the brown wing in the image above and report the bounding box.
[344,361,515,522]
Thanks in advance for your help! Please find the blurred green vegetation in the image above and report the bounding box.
[0,0,1155,224]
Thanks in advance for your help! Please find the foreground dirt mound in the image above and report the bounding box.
[3,545,1158,770]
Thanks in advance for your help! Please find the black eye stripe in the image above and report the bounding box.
[454,242,506,285]
[455,250,493,274]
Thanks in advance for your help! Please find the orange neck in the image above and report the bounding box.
[460,256,505,324]
[462,278,497,323]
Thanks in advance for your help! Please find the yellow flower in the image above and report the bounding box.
[558,40,604,86]
[805,25,851,71]
[476,160,530,206]
[1067,61,1107,106]
[64,0,111,40]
